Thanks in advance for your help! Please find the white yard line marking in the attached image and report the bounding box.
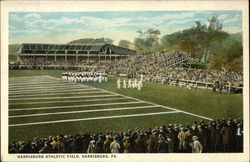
[9,85,83,91]
[9,97,129,105]
[102,89,213,121]
[9,105,160,118]
[9,75,51,79]
[9,88,95,95]
[9,87,91,94]
[9,91,107,98]
[9,80,70,85]
[9,86,85,92]
[9,75,54,80]
[97,89,213,121]
[10,94,120,101]
[48,75,213,121]
[9,111,181,127]
[9,78,60,82]
[9,82,79,89]
[9,101,145,111]
[9,81,69,85]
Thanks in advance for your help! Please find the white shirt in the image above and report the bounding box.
[237,128,241,136]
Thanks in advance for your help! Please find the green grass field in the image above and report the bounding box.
[8,70,243,142]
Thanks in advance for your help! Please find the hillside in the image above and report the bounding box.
[229,32,242,44]
[68,38,113,45]
[9,44,20,55]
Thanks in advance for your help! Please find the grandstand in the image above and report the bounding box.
[163,50,192,68]
[16,43,137,64]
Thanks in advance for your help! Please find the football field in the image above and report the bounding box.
[8,71,243,142]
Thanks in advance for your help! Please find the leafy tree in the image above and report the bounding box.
[161,14,229,63]
[134,29,160,51]
[118,40,131,48]
[209,39,243,71]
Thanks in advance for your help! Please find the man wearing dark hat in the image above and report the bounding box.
[103,135,112,153]
[95,135,104,153]
[235,123,243,152]
[82,134,91,153]
[156,135,168,153]
[72,134,84,153]
[214,124,222,152]
[135,133,146,153]
[221,123,232,152]
[123,137,131,153]
[146,135,156,153]
[208,121,216,152]
[39,141,52,153]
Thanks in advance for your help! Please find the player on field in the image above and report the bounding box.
[123,79,127,89]
[128,79,132,88]
[138,80,143,89]
[117,78,121,89]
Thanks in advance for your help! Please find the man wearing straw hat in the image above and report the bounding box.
[189,136,203,153]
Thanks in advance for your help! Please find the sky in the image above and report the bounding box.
[9,10,242,45]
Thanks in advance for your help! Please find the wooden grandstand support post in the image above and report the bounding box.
[33,52,35,61]
[98,53,100,61]
[54,53,57,62]
[76,51,78,64]
[104,47,107,62]
[87,51,89,62]
[109,49,111,61]
[65,53,67,62]
[46,52,48,62]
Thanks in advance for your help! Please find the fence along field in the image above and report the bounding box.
[8,71,243,142]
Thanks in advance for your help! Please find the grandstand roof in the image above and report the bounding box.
[17,43,137,55]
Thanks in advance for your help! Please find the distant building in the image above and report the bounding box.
[16,43,137,64]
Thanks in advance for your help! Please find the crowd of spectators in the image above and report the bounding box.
[10,50,243,92]
[9,118,243,154]
[109,51,243,89]
[9,58,110,71]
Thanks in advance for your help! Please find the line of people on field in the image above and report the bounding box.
[9,118,243,154]
[61,71,107,83]
[117,78,143,91]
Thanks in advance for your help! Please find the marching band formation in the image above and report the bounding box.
[61,71,108,83]
[61,72,144,91]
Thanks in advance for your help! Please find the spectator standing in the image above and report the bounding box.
[123,137,131,153]
[178,127,187,152]
[156,135,168,153]
[214,125,222,152]
[95,135,104,153]
[87,140,96,153]
[221,124,232,152]
[39,141,52,153]
[235,123,243,152]
[103,135,112,153]
[189,136,203,153]
[110,136,121,153]
[146,135,156,153]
